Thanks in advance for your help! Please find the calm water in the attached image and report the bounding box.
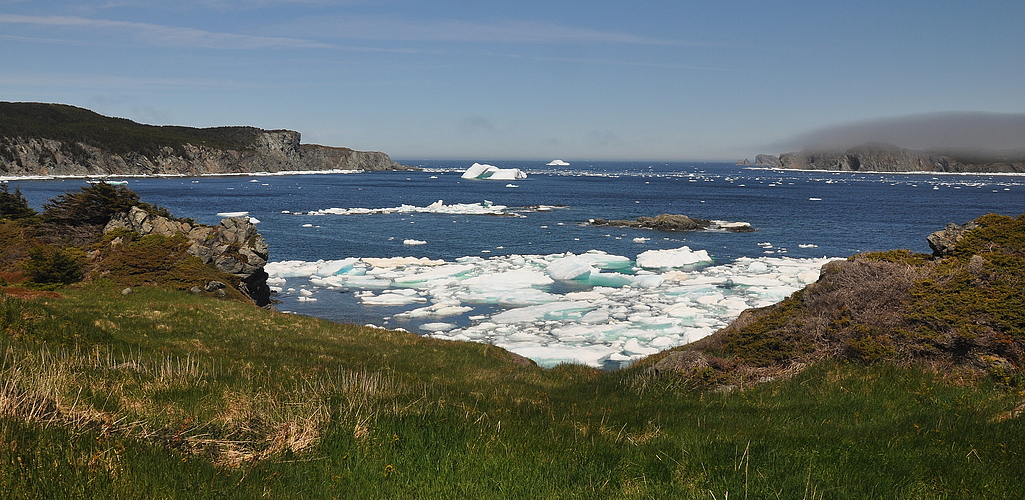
[12,161,1022,260]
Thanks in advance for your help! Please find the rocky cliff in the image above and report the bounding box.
[104,206,271,306]
[777,143,1025,173]
[0,102,413,177]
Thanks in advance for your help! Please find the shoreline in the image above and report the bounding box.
[748,166,1025,177]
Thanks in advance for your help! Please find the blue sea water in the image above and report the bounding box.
[8,161,1024,367]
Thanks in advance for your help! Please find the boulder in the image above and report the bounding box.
[927,221,979,257]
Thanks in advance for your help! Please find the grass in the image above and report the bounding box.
[2,283,1024,498]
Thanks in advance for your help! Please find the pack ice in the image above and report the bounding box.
[266,248,837,369]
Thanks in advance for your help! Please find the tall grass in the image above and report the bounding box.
[1,286,1024,498]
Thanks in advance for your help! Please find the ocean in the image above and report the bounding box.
[9,161,1024,368]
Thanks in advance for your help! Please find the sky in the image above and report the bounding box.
[1,0,1023,161]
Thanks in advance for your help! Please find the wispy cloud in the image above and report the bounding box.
[531,56,728,72]
[0,72,249,89]
[293,15,716,46]
[0,13,334,49]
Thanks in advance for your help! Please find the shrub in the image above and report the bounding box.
[21,244,87,285]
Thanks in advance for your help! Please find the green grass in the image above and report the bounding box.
[2,284,1024,498]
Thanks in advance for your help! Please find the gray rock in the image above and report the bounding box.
[205,281,226,292]
[104,206,271,305]
[927,221,979,256]
[121,287,133,296]
[590,214,755,233]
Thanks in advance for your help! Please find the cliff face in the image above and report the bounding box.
[0,102,412,177]
[0,130,411,177]
[778,143,1025,173]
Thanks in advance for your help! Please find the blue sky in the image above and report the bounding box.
[1,0,1022,161]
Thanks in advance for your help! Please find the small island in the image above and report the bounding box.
[589,213,756,232]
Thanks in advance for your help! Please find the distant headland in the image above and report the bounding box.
[738,143,1025,173]
[0,102,414,177]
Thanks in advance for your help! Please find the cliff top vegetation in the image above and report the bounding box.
[0,102,282,158]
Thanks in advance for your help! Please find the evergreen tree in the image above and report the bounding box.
[0,183,36,220]
[42,182,142,226]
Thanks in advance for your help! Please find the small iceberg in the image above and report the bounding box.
[546,159,570,166]
[461,163,527,181]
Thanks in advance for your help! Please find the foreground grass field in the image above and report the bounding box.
[2,282,1024,499]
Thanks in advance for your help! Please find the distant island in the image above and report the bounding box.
[0,102,413,177]
[740,143,1025,173]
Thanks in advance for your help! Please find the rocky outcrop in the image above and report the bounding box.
[927,221,979,256]
[778,143,1025,173]
[104,206,271,306]
[0,131,412,177]
[754,154,779,167]
[589,214,755,232]
[736,155,779,167]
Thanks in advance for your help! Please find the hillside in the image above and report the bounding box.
[2,184,1025,497]
[776,142,1025,173]
[0,102,412,177]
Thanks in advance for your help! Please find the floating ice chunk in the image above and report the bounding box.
[302,223,313,228]
[546,159,570,166]
[798,244,819,249]
[546,257,596,280]
[363,257,445,268]
[506,184,519,188]
[636,246,712,269]
[403,239,427,246]
[307,200,508,216]
[633,237,649,243]
[361,289,427,306]
[461,163,527,180]
[217,211,249,217]
[420,322,457,332]
[622,338,659,356]
[495,341,616,369]
[313,258,359,276]
[491,301,596,324]
[248,217,261,224]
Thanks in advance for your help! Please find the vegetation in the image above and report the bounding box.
[0,102,265,159]
[0,184,36,220]
[1,185,1024,497]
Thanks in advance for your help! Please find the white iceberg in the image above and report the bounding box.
[546,159,570,166]
[636,246,712,269]
[460,163,527,181]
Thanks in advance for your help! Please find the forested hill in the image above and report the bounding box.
[0,102,410,177]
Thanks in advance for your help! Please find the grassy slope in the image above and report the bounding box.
[2,213,1025,498]
[2,280,1025,498]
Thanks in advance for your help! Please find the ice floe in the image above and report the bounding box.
[302,199,508,216]
[546,159,571,166]
[266,248,839,370]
